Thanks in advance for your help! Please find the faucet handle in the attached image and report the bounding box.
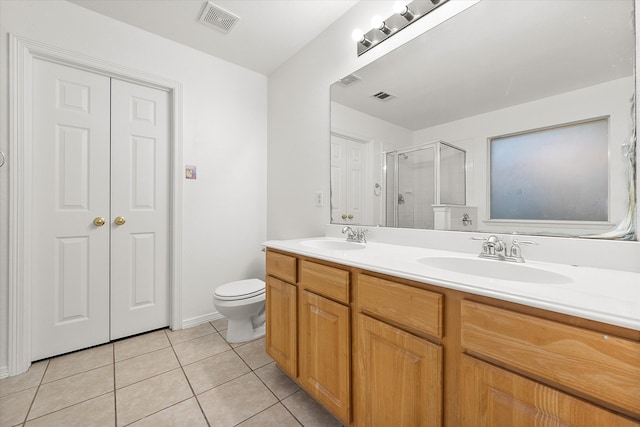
[512,239,536,246]
[508,239,536,261]
[356,228,368,243]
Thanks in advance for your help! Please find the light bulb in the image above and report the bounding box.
[393,1,408,15]
[372,15,392,35]
[351,28,364,42]
[371,15,384,30]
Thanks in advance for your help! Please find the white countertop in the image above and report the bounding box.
[264,237,640,331]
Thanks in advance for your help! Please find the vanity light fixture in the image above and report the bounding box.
[354,0,448,56]
[351,29,373,48]
[394,1,415,22]
[371,15,392,35]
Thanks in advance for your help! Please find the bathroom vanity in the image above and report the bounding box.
[263,239,640,426]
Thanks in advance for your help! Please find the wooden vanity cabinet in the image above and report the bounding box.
[266,249,640,426]
[354,274,443,427]
[265,250,352,425]
[265,251,297,377]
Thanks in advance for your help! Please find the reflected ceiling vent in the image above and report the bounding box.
[371,91,397,102]
[337,74,362,87]
[197,1,240,34]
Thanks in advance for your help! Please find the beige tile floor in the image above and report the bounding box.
[0,319,344,427]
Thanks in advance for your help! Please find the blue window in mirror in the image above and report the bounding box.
[490,118,609,222]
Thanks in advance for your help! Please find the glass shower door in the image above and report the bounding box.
[385,147,436,228]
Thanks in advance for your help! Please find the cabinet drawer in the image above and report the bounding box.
[299,260,349,304]
[461,300,640,417]
[266,250,297,283]
[358,274,442,338]
[461,355,640,427]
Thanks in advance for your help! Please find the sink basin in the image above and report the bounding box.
[416,256,572,284]
[300,239,366,251]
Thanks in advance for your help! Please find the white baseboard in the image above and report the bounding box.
[181,312,224,330]
[0,366,9,379]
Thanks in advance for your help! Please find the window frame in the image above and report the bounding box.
[485,117,613,232]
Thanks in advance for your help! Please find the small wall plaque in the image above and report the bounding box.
[185,165,197,179]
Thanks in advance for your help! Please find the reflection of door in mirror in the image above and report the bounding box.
[331,134,368,224]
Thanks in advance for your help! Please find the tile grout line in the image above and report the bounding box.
[249,365,305,427]
[118,329,201,427]
[19,359,50,426]
[113,342,117,427]
[201,320,287,426]
[22,382,115,424]
[223,332,280,427]
[170,326,212,427]
[226,331,309,426]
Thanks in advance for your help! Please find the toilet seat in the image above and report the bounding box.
[214,279,265,301]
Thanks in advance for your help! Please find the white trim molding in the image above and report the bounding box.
[182,312,225,330]
[8,34,184,376]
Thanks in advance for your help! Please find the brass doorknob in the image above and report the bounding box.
[114,216,126,225]
[93,217,106,226]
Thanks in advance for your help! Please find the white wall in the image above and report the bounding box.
[0,0,267,373]
[331,101,413,152]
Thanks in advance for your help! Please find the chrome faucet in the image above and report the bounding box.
[342,226,368,243]
[476,235,535,263]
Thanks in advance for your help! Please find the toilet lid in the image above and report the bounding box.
[214,279,265,301]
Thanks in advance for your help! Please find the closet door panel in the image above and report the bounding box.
[110,79,170,339]
[31,59,111,360]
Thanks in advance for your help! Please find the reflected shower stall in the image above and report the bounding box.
[385,141,466,229]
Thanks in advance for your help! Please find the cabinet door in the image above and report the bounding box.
[265,276,297,377]
[461,355,640,427]
[355,314,442,427]
[299,290,351,424]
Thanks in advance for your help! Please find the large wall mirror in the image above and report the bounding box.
[330,0,636,239]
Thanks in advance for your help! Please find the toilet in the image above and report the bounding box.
[212,279,266,343]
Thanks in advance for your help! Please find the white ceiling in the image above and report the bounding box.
[68,0,359,75]
[331,0,635,130]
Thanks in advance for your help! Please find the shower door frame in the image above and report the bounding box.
[383,141,466,228]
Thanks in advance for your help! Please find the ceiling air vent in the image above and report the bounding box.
[371,91,397,102]
[197,2,240,34]
[337,74,362,87]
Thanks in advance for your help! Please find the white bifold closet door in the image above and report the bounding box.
[30,59,170,361]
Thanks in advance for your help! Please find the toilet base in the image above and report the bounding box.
[225,320,266,344]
